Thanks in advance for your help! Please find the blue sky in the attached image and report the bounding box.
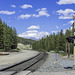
[0,0,75,40]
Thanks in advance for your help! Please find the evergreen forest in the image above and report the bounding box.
[32,25,74,54]
[0,17,74,54]
[0,18,17,51]
[18,37,36,45]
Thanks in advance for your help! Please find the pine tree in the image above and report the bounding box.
[57,30,65,51]
[0,19,4,49]
[12,27,17,49]
[56,32,60,52]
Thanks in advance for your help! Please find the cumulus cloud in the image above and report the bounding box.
[68,20,74,25]
[18,14,31,19]
[28,25,40,30]
[18,25,49,39]
[26,30,38,33]
[33,8,50,17]
[51,31,58,33]
[18,30,49,39]
[20,4,32,9]
[18,8,50,19]
[36,9,40,11]
[11,5,16,8]
[57,0,75,5]
[56,9,75,19]
[63,29,67,33]
[52,29,67,34]
[63,20,74,27]
[0,10,15,15]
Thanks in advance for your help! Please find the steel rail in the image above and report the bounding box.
[0,51,46,75]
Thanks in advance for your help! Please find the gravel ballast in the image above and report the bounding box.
[36,52,74,72]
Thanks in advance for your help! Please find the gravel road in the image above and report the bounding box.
[36,52,74,72]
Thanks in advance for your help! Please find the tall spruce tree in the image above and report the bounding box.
[12,27,17,49]
[0,19,4,49]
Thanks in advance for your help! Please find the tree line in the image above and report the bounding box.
[0,18,17,51]
[18,37,36,45]
[32,26,74,54]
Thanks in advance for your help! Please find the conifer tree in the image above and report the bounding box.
[0,19,4,49]
[0,18,17,50]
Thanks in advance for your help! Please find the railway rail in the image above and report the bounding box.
[0,51,47,75]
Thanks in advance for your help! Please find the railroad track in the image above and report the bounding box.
[0,51,46,75]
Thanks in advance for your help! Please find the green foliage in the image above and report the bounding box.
[0,18,17,51]
[0,19,4,49]
[32,29,73,54]
[17,37,36,45]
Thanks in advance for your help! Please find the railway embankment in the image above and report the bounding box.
[0,50,39,70]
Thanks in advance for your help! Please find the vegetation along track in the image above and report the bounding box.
[0,51,47,75]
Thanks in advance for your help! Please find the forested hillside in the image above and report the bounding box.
[17,37,36,45]
[32,28,74,54]
[0,18,36,51]
[0,18,17,51]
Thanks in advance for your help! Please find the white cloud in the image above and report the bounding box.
[51,30,58,33]
[57,0,75,5]
[63,20,74,27]
[63,24,67,26]
[18,14,31,19]
[0,10,15,15]
[63,27,73,34]
[58,16,72,19]
[18,25,49,39]
[18,30,49,39]
[56,9,75,19]
[26,30,38,33]
[18,8,50,19]
[52,29,67,34]
[70,27,72,31]
[28,25,40,30]
[52,29,68,34]
[11,5,16,8]
[63,29,67,33]
[36,8,47,12]
[20,4,32,9]
[36,9,40,11]
[68,20,74,25]
[33,14,39,17]
[33,8,50,17]
[56,25,59,29]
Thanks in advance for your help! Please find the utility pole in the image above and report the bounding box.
[72,14,75,68]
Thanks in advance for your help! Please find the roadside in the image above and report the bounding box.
[36,52,74,72]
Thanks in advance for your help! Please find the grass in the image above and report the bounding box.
[0,49,5,52]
